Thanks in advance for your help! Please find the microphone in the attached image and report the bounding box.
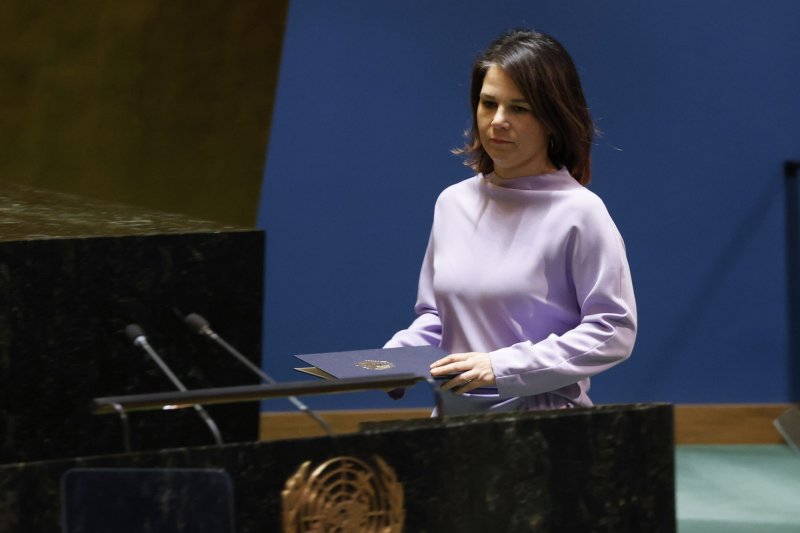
[124,324,224,445]
[183,313,333,437]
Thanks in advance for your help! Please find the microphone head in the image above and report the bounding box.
[124,324,146,343]
[184,313,211,335]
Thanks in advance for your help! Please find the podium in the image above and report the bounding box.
[61,468,236,533]
[0,185,675,531]
[0,183,264,463]
[0,402,675,532]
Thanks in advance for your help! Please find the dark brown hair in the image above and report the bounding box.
[456,29,595,185]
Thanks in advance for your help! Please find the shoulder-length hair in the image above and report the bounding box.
[456,29,595,185]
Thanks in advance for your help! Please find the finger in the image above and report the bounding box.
[440,373,477,392]
[430,361,470,377]
[430,353,473,368]
[430,355,458,368]
[455,371,480,392]
[454,377,482,395]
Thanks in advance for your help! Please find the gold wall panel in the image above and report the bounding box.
[0,1,287,225]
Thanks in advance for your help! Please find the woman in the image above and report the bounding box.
[384,29,637,411]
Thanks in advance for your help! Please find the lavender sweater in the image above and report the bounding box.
[385,168,637,411]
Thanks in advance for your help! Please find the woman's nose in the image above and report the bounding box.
[491,107,509,129]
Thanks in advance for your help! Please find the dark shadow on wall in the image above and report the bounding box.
[785,161,800,402]
[648,172,785,390]
[0,1,288,226]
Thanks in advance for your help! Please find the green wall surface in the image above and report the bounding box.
[0,1,287,226]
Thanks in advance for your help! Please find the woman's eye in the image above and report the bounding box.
[481,100,498,109]
[512,106,530,113]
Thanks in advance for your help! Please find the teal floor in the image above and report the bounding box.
[676,445,800,532]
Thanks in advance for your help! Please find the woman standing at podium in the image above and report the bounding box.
[384,29,637,411]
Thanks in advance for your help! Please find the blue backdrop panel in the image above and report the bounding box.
[258,0,800,410]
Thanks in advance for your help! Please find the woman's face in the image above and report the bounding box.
[477,65,553,179]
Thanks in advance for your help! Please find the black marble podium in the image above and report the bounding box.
[0,184,676,532]
[0,403,675,532]
[0,183,264,464]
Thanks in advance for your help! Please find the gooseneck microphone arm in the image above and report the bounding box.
[124,324,224,445]
[183,313,333,437]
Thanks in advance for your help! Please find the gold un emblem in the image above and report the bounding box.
[282,455,404,532]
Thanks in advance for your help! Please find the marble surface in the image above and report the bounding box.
[0,182,236,241]
[0,403,675,533]
[0,184,264,463]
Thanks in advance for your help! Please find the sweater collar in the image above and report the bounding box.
[484,167,579,191]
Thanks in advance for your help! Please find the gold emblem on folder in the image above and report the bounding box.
[282,455,404,532]
[355,359,395,371]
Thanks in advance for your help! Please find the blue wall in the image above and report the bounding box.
[258,0,800,410]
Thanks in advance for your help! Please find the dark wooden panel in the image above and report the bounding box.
[260,403,792,444]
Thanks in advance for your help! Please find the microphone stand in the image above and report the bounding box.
[126,324,224,446]
[183,313,334,437]
[110,402,132,454]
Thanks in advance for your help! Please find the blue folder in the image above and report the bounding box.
[294,345,449,381]
[294,345,498,398]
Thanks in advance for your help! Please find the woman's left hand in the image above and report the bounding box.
[430,352,496,394]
